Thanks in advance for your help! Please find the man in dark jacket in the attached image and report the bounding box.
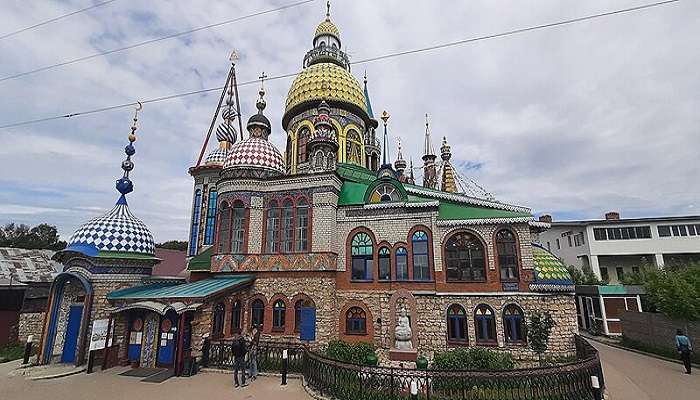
[232,335,248,387]
[676,329,693,374]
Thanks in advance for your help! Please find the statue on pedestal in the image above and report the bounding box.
[394,305,413,350]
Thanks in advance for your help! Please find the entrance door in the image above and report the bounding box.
[61,305,83,363]
[128,316,143,362]
[299,307,316,341]
[157,315,177,366]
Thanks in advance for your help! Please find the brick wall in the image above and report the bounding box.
[621,311,700,350]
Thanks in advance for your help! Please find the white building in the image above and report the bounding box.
[539,212,700,284]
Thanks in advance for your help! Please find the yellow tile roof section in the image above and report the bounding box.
[441,162,458,193]
[315,19,340,39]
[285,63,367,115]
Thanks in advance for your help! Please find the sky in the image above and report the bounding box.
[0,0,698,243]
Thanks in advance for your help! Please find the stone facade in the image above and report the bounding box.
[17,312,45,344]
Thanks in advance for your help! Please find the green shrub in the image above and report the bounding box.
[432,347,514,370]
[324,340,376,365]
[0,343,27,363]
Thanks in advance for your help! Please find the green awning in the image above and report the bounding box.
[107,275,253,300]
[438,201,531,220]
[187,246,213,271]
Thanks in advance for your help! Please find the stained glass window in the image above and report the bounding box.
[351,232,373,281]
[204,189,218,245]
[496,230,519,281]
[189,189,202,256]
[412,231,430,281]
[445,232,486,281]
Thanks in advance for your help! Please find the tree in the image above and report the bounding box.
[527,310,556,365]
[156,240,188,251]
[567,265,602,285]
[642,263,700,321]
[0,223,66,250]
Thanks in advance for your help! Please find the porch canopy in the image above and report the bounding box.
[106,275,253,313]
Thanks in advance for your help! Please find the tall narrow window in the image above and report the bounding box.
[216,202,231,254]
[204,189,218,245]
[189,189,202,256]
[474,304,496,344]
[411,231,430,281]
[503,304,525,344]
[345,307,367,335]
[231,201,245,253]
[251,299,264,328]
[351,232,373,281]
[496,229,519,281]
[272,300,286,331]
[281,199,294,253]
[295,198,309,252]
[378,247,391,281]
[212,302,225,337]
[230,300,242,334]
[447,304,468,343]
[445,232,486,282]
[265,201,281,253]
[297,128,309,163]
[285,137,292,168]
[395,247,408,280]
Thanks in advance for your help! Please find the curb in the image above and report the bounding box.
[28,366,86,381]
[585,335,700,368]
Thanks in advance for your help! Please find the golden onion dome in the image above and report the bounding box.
[284,63,367,126]
[315,19,340,40]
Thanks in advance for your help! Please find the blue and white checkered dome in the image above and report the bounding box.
[66,197,155,256]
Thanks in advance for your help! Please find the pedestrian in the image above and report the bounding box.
[232,335,248,387]
[248,326,260,381]
[675,328,693,374]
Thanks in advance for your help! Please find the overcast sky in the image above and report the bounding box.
[0,0,697,242]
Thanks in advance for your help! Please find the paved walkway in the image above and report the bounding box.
[593,341,700,400]
[0,360,311,400]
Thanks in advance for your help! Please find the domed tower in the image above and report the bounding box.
[394,137,408,181]
[222,83,285,179]
[440,136,458,193]
[283,2,374,174]
[422,114,438,189]
[308,100,338,172]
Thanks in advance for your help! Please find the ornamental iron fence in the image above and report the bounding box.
[204,335,603,400]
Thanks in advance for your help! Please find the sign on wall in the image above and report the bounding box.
[89,319,110,351]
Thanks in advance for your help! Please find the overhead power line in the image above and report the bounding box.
[0,0,119,41]
[0,0,681,130]
[0,0,316,83]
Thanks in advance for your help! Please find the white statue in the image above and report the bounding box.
[394,305,413,350]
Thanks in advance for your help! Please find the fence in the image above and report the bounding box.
[204,336,603,400]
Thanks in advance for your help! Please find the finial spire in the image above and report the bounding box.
[326,0,331,19]
[423,113,434,157]
[116,102,142,204]
[256,71,268,114]
[381,110,390,166]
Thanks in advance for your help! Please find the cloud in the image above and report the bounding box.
[0,0,697,241]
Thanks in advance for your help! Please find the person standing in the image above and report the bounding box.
[676,329,693,374]
[232,335,248,387]
[248,327,260,381]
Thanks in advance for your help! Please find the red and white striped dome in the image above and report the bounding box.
[223,137,284,174]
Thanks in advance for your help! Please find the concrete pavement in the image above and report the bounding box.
[593,341,700,400]
[0,360,312,400]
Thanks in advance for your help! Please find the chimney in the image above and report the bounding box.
[539,214,553,223]
[605,211,620,220]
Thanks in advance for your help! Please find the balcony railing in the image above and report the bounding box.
[304,46,350,69]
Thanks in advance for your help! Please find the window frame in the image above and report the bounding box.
[503,304,526,344]
[495,229,520,282]
[189,189,202,256]
[230,200,246,254]
[444,231,487,282]
[378,246,391,281]
[272,299,286,332]
[203,189,218,245]
[345,306,367,335]
[411,230,431,281]
[216,201,231,254]
[474,304,497,345]
[395,247,408,281]
[251,299,265,328]
[351,232,374,281]
[447,304,468,344]
[212,302,225,338]
[230,300,242,334]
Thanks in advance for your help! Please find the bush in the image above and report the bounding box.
[0,343,26,363]
[324,340,376,365]
[643,262,700,321]
[432,347,514,370]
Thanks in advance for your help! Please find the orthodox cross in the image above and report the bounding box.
[326,1,331,18]
[259,72,268,90]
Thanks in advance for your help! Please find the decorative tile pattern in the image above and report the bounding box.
[205,147,228,166]
[224,137,285,173]
[67,202,155,255]
[210,253,337,273]
[529,243,574,292]
[285,63,366,114]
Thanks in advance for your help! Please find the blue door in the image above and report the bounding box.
[61,305,83,363]
[157,316,177,366]
[299,307,316,341]
[127,317,143,362]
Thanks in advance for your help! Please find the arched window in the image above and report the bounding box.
[203,189,218,245]
[412,231,430,281]
[272,300,286,331]
[395,247,408,281]
[189,189,202,256]
[281,200,294,253]
[378,247,391,281]
[346,306,367,335]
[265,200,281,253]
[503,305,525,344]
[346,130,362,164]
[231,200,245,253]
[212,302,225,337]
[230,300,242,334]
[447,304,468,343]
[445,232,486,282]
[216,201,231,254]
[351,232,373,281]
[496,229,519,281]
[474,304,496,344]
[285,136,292,168]
[294,298,315,333]
[297,128,309,163]
[295,198,309,252]
[251,299,265,328]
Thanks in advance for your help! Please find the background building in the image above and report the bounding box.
[539,212,700,283]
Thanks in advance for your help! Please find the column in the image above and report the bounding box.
[654,253,665,268]
[589,255,602,279]
[598,296,610,336]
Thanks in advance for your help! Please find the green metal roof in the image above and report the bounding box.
[438,201,531,220]
[106,275,253,300]
[95,250,159,261]
[530,244,574,292]
[187,246,213,271]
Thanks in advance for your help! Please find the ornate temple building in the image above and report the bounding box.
[38,5,576,373]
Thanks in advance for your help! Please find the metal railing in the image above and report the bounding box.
[205,336,603,400]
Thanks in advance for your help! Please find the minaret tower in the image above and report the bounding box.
[394,137,408,180]
[407,159,416,185]
[308,100,339,172]
[422,114,438,189]
[440,136,458,193]
[364,72,380,171]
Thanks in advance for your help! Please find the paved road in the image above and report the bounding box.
[593,341,700,400]
[0,360,311,400]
